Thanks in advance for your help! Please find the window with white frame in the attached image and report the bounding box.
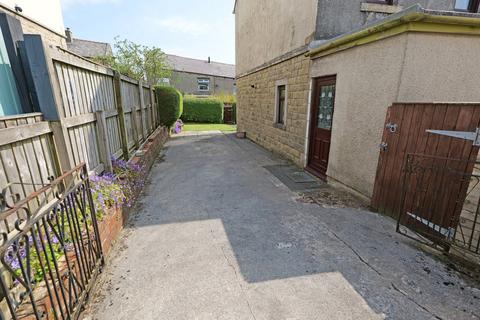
[197,78,210,91]
[274,80,287,127]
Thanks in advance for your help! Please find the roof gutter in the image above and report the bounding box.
[307,4,480,58]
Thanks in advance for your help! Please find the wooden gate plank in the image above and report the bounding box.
[377,104,406,215]
[371,107,392,210]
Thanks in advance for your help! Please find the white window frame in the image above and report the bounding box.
[274,79,288,129]
[197,78,210,92]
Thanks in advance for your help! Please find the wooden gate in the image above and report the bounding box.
[224,105,234,124]
[371,103,480,218]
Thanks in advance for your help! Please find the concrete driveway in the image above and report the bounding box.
[85,132,480,320]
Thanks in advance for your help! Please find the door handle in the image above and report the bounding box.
[379,142,388,152]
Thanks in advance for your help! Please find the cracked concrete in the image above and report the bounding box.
[83,132,480,320]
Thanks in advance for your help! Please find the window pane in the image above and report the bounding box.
[277,85,286,124]
[198,78,210,91]
[0,27,22,116]
[317,84,335,130]
[455,0,470,10]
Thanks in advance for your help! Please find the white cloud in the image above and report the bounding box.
[148,17,213,36]
[61,0,120,10]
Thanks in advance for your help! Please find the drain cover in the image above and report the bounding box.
[286,171,316,183]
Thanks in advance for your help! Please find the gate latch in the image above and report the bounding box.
[379,142,388,152]
[386,122,398,133]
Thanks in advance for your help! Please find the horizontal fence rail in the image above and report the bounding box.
[0,164,103,320]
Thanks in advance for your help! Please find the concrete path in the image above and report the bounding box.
[86,132,480,320]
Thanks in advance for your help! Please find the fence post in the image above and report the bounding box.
[35,41,76,174]
[149,85,156,130]
[113,71,130,160]
[49,122,75,174]
[95,111,113,172]
[150,86,158,128]
[138,80,146,140]
[129,82,140,149]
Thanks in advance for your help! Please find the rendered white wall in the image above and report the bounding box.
[0,0,65,35]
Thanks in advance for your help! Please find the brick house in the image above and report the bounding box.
[167,54,236,96]
[235,0,480,200]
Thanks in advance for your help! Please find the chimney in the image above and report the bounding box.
[208,56,211,63]
[65,28,73,43]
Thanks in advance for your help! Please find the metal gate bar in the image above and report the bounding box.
[397,154,480,256]
[0,163,103,319]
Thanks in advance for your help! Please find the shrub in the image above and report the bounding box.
[182,96,223,123]
[155,86,183,128]
[215,92,236,105]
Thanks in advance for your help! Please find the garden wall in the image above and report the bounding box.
[98,126,169,256]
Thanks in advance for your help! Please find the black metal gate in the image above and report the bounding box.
[0,163,103,319]
[397,154,480,256]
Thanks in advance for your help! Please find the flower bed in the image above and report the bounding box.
[94,126,169,255]
[4,126,168,320]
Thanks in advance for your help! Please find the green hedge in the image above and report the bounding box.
[181,97,223,123]
[155,86,183,128]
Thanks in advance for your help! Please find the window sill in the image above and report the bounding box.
[273,123,286,130]
[360,2,403,14]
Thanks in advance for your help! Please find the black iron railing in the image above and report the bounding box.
[0,164,103,320]
[398,154,480,256]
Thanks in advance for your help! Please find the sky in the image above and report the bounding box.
[60,0,236,64]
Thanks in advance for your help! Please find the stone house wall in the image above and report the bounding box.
[237,54,311,166]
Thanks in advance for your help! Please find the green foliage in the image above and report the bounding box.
[182,96,223,123]
[155,86,183,128]
[92,37,171,85]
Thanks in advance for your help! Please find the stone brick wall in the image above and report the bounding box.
[237,54,311,166]
[0,8,66,47]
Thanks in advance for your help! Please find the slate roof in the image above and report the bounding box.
[167,54,235,79]
[67,38,113,58]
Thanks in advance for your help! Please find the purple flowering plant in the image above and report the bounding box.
[4,157,145,289]
[111,157,146,207]
[89,157,145,218]
[5,228,69,285]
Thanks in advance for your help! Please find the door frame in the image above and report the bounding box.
[306,75,337,179]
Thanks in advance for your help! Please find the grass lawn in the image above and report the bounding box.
[183,123,237,132]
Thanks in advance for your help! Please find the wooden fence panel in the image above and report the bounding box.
[0,46,163,212]
[0,116,60,231]
[121,80,141,149]
[52,56,123,170]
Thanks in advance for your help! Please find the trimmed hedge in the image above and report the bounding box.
[181,97,223,123]
[155,86,183,128]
